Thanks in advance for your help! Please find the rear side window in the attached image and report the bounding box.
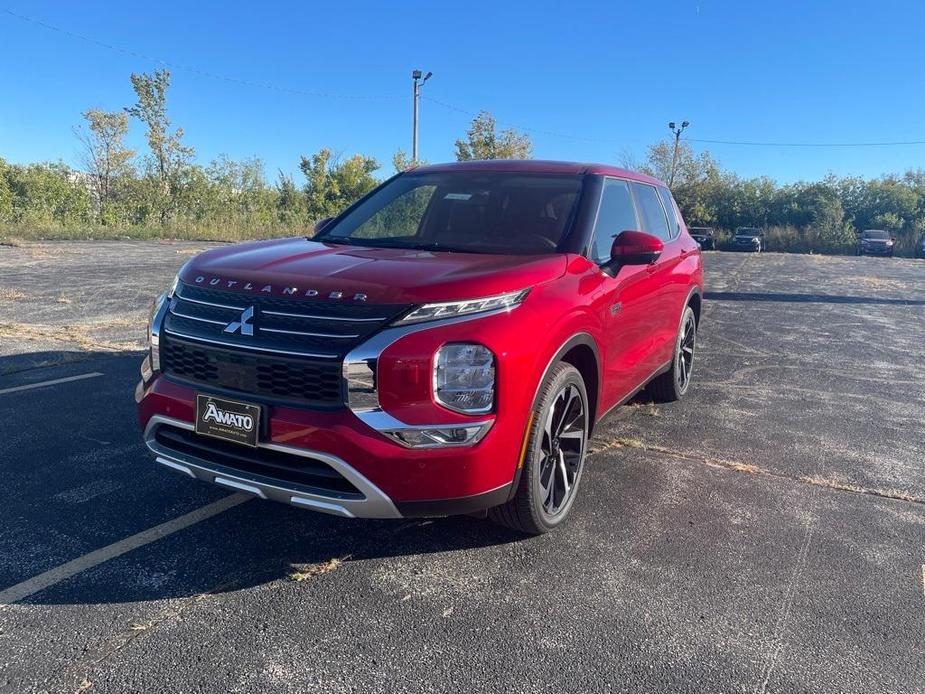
[631,182,671,242]
[590,178,638,263]
[657,187,682,239]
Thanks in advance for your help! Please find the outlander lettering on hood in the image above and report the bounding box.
[193,275,368,301]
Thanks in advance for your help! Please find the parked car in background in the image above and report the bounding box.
[731,227,763,252]
[689,226,715,250]
[856,229,894,257]
[137,160,704,535]
[914,233,925,259]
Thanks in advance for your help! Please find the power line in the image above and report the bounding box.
[424,96,925,149]
[2,8,403,101]
[6,7,925,150]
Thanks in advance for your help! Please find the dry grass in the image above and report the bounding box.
[0,320,143,352]
[0,288,26,301]
[0,237,24,248]
[855,276,905,290]
[798,475,919,502]
[288,557,345,582]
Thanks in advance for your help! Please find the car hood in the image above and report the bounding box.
[178,237,569,304]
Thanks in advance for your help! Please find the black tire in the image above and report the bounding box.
[648,305,697,403]
[488,362,589,535]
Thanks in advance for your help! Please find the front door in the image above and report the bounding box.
[587,178,666,409]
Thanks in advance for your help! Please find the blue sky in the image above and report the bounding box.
[1,0,923,183]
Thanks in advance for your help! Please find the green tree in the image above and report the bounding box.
[637,139,722,225]
[299,148,379,220]
[392,149,424,173]
[0,157,13,223]
[455,111,533,161]
[3,162,92,227]
[74,109,134,223]
[276,171,307,227]
[126,69,194,223]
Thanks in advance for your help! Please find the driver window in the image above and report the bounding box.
[590,178,638,264]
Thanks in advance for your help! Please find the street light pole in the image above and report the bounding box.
[667,120,690,187]
[411,69,432,163]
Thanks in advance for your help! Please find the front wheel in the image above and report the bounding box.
[488,362,589,535]
[648,305,697,402]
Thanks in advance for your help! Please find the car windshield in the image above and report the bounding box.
[315,171,582,255]
[862,230,890,239]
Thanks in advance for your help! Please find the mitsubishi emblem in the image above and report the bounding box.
[224,306,255,336]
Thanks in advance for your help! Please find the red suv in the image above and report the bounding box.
[137,160,703,534]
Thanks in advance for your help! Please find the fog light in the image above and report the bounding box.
[382,423,492,448]
[434,343,495,414]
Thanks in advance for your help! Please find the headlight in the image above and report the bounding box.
[434,343,495,414]
[394,289,529,326]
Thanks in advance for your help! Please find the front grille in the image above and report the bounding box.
[164,282,410,359]
[159,281,413,408]
[162,336,344,407]
[154,425,362,498]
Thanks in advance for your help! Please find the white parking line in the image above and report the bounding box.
[0,493,250,607]
[0,372,104,396]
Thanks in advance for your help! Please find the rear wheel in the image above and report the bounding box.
[648,305,697,403]
[488,363,588,535]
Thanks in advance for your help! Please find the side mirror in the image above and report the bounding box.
[314,216,334,233]
[603,230,664,273]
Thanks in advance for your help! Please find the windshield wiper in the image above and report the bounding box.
[319,237,486,253]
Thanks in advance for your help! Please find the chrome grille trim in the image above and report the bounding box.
[168,307,228,326]
[262,309,389,323]
[163,329,340,359]
[261,326,360,339]
[173,288,245,311]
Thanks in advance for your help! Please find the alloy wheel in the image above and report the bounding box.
[677,313,696,393]
[538,383,586,516]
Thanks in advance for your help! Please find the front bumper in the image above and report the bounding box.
[137,301,546,519]
[144,414,402,518]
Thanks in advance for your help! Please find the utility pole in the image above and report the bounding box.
[667,120,689,187]
[411,69,433,163]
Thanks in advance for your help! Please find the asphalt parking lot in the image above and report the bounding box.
[1,241,923,693]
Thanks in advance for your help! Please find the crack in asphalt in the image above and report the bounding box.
[589,438,923,507]
[61,582,230,694]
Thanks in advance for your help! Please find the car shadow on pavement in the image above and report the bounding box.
[704,291,925,306]
[25,504,530,606]
[0,350,530,607]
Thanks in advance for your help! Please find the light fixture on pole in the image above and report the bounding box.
[412,69,433,163]
[667,120,690,187]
